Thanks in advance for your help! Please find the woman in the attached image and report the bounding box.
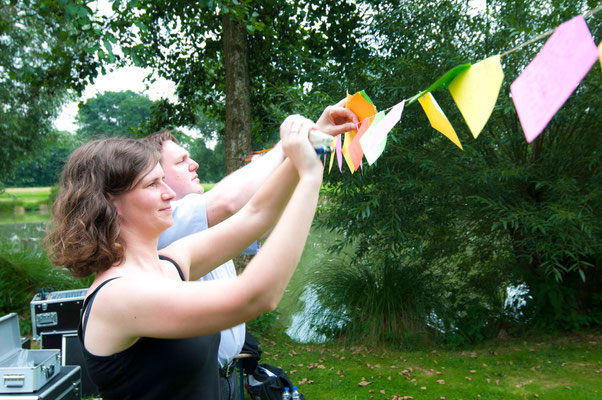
[46,116,324,399]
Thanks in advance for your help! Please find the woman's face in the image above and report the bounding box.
[111,162,176,238]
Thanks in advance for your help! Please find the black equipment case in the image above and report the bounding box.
[0,366,81,400]
[39,333,97,398]
[30,290,87,341]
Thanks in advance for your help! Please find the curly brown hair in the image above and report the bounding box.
[45,138,161,277]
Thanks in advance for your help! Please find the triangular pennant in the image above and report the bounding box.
[360,111,386,165]
[328,138,336,173]
[360,100,405,165]
[346,91,377,129]
[448,55,504,139]
[349,119,373,171]
[359,90,375,105]
[342,131,356,173]
[418,92,463,150]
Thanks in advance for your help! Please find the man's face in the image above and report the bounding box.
[160,140,204,200]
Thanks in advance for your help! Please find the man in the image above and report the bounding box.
[145,100,358,399]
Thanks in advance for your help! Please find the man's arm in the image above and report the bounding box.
[204,143,286,227]
[204,100,358,227]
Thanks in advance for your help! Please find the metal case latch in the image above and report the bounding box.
[36,312,58,327]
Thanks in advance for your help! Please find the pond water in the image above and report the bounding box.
[286,286,349,343]
[0,213,49,254]
[286,283,532,343]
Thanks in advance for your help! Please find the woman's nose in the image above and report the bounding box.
[162,183,176,200]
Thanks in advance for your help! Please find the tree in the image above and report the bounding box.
[75,90,155,139]
[0,0,108,185]
[105,0,369,173]
[4,130,81,187]
[316,0,601,345]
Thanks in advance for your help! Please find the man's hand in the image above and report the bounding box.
[316,98,359,136]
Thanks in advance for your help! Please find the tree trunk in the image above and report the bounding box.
[222,15,252,174]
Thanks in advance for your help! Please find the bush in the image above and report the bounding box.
[0,241,93,336]
[312,255,433,349]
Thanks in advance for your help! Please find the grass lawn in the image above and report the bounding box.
[0,187,52,205]
[251,329,602,400]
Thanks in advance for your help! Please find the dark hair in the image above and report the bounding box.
[141,129,178,153]
[45,138,161,277]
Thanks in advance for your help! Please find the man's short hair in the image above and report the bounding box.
[142,130,178,152]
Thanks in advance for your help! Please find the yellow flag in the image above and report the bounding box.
[448,55,504,139]
[342,131,356,173]
[418,92,463,150]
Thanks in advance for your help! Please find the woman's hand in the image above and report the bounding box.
[280,115,323,179]
[316,98,359,136]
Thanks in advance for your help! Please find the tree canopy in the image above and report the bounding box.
[76,90,155,138]
[104,0,369,171]
[0,0,107,184]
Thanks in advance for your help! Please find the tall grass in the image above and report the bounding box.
[0,240,93,336]
[311,255,434,348]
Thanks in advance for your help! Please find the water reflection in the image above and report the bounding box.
[286,286,349,343]
[0,216,49,254]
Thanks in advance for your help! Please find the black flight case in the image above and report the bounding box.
[30,290,87,341]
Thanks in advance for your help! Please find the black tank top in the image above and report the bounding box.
[78,255,221,399]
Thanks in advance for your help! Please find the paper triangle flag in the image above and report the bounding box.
[328,138,335,173]
[448,55,504,139]
[424,63,472,94]
[346,91,377,129]
[342,131,356,173]
[418,92,463,150]
[599,42,602,72]
[370,100,405,146]
[360,100,405,165]
[359,90,375,105]
[349,119,373,171]
[360,111,386,165]
[510,15,598,143]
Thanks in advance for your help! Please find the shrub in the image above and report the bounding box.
[0,241,93,336]
[312,255,433,349]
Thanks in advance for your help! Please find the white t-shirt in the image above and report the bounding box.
[158,193,246,367]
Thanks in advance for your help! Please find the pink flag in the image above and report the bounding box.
[510,15,599,143]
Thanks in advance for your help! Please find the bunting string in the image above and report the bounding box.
[355,6,602,128]
[249,9,601,171]
[499,5,602,58]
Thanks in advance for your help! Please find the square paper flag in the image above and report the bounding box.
[510,15,599,143]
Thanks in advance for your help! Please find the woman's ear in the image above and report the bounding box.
[108,194,123,218]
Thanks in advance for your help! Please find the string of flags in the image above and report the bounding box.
[321,12,602,174]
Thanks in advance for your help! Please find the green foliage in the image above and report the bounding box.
[4,130,82,187]
[0,240,93,336]
[76,90,155,139]
[247,310,281,336]
[313,256,432,348]
[106,0,368,145]
[190,139,226,183]
[317,0,601,345]
[0,0,105,183]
